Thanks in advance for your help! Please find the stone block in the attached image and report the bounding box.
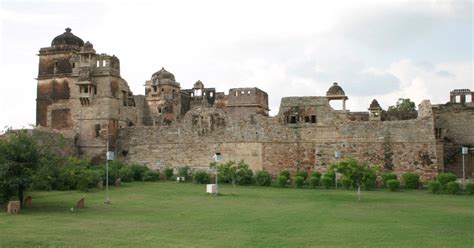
[7,201,20,214]
[77,197,85,209]
[24,196,32,208]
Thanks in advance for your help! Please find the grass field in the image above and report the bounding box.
[1,182,473,247]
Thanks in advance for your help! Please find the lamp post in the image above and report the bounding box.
[105,138,114,204]
[461,147,468,186]
[335,150,341,189]
[213,152,221,195]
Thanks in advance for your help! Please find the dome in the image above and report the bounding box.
[152,67,175,81]
[326,82,346,96]
[368,99,382,110]
[51,28,84,47]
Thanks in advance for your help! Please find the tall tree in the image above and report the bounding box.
[0,130,39,206]
[388,98,416,112]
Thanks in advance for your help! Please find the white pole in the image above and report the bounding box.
[105,139,110,204]
[462,154,465,181]
[215,166,218,195]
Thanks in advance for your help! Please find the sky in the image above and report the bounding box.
[0,0,472,130]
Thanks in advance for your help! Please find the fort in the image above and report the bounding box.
[35,28,474,180]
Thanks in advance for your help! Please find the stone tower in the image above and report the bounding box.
[145,68,181,125]
[36,28,137,160]
[37,28,84,128]
[368,99,382,121]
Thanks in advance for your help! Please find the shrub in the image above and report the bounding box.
[382,173,398,187]
[427,180,441,194]
[437,173,457,189]
[164,167,174,180]
[342,178,352,190]
[236,161,253,185]
[309,176,319,188]
[386,179,400,191]
[217,161,234,183]
[446,182,460,195]
[178,166,191,180]
[363,168,377,190]
[143,170,160,182]
[311,171,322,180]
[277,175,288,187]
[193,170,210,184]
[295,171,308,180]
[321,176,333,189]
[130,164,149,181]
[295,176,305,188]
[402,173,420,189]
[325,171,336,181]
[119,166,134,182]
[279,170,290,179]
[465,183,474,195]
[77,169,102,191]
[255,170,272,186]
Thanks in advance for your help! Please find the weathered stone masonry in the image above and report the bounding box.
[36,28,474,180]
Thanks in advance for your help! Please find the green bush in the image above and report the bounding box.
[325,171,336,181]
[446,182,460,195]
[279,170,290,179]
[119,166,134,182]
[382,173,398,187]
[130,164,149,181]
[295,171,308,180]
[342,178,352,190]
[386,179,400,191]
[465,183,474,195]
[311,171,322,180]
[437,173,457,189]
[427,180,441,194]
[309,176,319,188]
[363,168,377,190]
[277,175,288,187]
[193,170,210,184]
[164,167,174,180]
[178,166,191,180]
[321,176,333,189]
[402,173,420,189]
[295,176,305,188]
[236,161,253,185]
[217,161,234,183]
[255,170,272,186]
[77,169,102,191]
[143,170,160,182]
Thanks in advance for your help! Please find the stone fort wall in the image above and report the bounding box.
[117,99,439,180]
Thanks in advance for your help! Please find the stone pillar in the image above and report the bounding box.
[461,95,466,104]
[450,94,455,103]
[342,99,346,111]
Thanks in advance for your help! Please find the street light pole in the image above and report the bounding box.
[105,139,110,204]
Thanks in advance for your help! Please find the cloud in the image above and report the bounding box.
[0,0,472,127]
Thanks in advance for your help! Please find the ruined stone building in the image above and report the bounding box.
[36,28,474,180]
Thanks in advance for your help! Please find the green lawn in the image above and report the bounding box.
[1,182,473,248]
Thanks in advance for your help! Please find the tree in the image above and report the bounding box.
[388,98,416,112]
[0,130,39,206]
[333,158,379,201]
